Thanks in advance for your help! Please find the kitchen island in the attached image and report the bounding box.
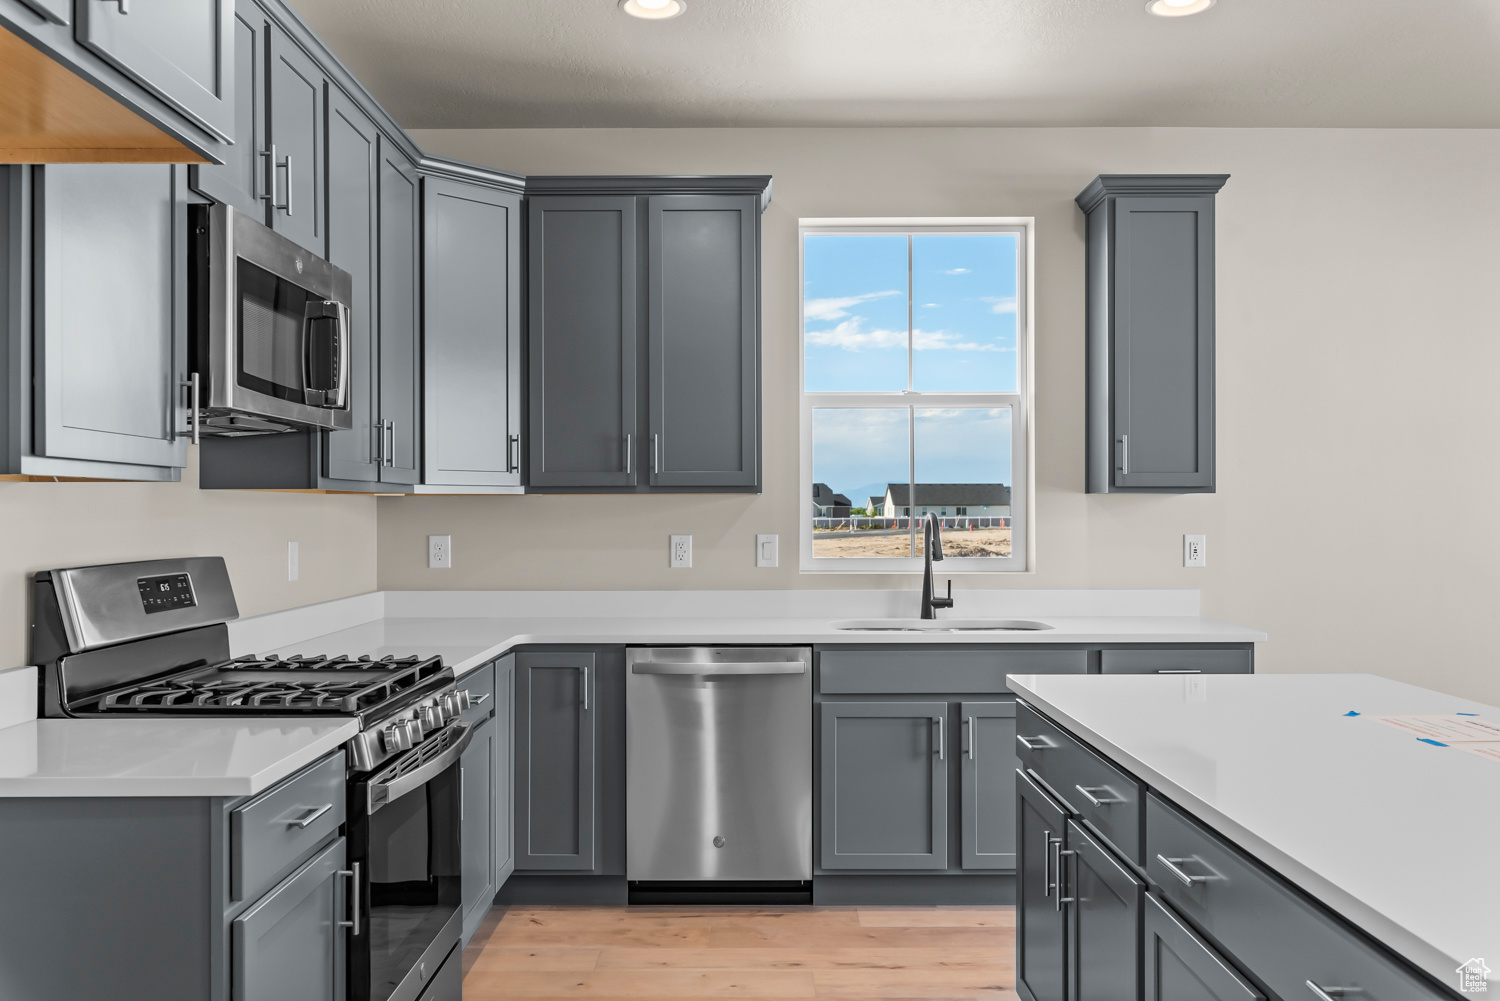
[1006,672,1496,999]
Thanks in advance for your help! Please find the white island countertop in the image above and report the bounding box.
[0,718,356,797]
[1006,672,1500,993]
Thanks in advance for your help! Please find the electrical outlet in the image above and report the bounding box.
[287,541,299,581]
[756,534,778,568]
[428,534,452,570]
[670,534,692,569]
[1183,534,1206,568]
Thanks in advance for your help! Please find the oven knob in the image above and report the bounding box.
[404,717,425,741]
[442,692,467,717]
[419,705,444,730]
[453,690,473,711]
[381,724,412,753]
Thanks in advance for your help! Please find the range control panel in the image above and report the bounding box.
[137,573,196,614]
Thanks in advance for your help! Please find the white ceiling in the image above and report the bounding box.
[292,0,1500,129]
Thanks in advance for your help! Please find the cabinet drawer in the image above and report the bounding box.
[457,662,496,727]
[1146,795,1447,1001]
[819,648,1087,694]
[231,751,346,902]
[1100,648,1251,675]
[1015,703,1143,865]
[1144,893,1263,1001]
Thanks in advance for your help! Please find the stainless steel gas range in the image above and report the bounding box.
[31,557,471,1001]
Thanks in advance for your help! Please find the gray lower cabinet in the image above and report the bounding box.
[1078,174,1228,494]
[959,700,1019,870]
[461,714,498,941]
[421,174,523,488]
[1017,768,1069,1001]
[1066,818,1143,1001]
[527,194,639,488]
[1143,894,1263,1001]
[323,85,379,484]
[515,651,597,870]
[76,0,235,144]
[494,656,516,885]
[266,21,323,252]
[191,0,265,214]
[819,701,948,870]
[10,163,189,479]
[233,836,348,1001]
[646,194,759,488]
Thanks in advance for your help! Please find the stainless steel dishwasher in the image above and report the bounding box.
[627,647,812,900]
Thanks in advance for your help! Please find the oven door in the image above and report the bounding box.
[349,723,471,1001]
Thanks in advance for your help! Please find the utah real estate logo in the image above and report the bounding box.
[1459,958,1491,993]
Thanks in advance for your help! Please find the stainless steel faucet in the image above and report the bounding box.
[921,512,955,619]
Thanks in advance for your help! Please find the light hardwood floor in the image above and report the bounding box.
[461,905,1020,1000]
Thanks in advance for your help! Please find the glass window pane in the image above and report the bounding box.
[914,408,1013,558]
[812,408,912,558]
[803,234,909,392]
[912,233,1019,392]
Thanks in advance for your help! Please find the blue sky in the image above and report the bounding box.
[806,233,1017,503]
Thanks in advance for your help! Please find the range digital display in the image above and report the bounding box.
[137,573,196,614]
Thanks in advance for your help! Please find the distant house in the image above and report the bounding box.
[812,482,853,518]
[883,483,1011,519]
[867,496,885,516]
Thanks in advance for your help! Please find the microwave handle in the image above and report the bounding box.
[303,301,352,408]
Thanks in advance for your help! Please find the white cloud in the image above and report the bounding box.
[922,303,940,308]
[945,268,970,275]
[983,296,1018,315]
[914,329,1009,353]
[803,289,900,322]
[805,318,907,352]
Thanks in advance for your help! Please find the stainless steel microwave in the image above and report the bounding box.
[188,204,353,436]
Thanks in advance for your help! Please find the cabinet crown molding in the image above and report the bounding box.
[1075,173,1229,214]
[525,175,774,212]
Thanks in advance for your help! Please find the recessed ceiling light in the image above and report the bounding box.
[620,0,686,19]
[1146,0,1215,16]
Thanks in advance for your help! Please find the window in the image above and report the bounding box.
[800,219,1032,572]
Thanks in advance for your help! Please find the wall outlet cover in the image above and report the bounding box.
[670,534,692,569]
[756,534,778,568]
[429,534,452,570]
[1183,534,1206,568]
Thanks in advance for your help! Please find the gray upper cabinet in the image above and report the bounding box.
[959,700,1018,870]
[76,0,235,144]
[377,139,421,485]
[514,651,597,871]
[819,701,948,871]
[1078,175,1227,494]
[322,87,378,485]
[647,195,759,488]
[191,0,265,217]
[266,23,323,253]
[422,174,523,488]
[527,194,638,488]
[32,164,187,473]
[232,836,348,1001]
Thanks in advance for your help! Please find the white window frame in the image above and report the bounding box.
[799,217,1035,574]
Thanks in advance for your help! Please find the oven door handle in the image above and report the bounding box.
[366,723,473,815]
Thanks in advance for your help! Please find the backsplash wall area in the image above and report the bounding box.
[380,126,1500,704]
[0,450,377,674]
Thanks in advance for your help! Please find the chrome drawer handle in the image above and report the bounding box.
[1055,848,1077,910]
[470,693,491,706]
[1305,984,1362,1001]
[1075,784,1124,807]
[338,863,361,936]
[286,803,333,829]
[1017,735,1056,751]
[1157,669,1202,674]
[1156,854,1218,886]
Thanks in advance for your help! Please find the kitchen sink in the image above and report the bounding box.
[831,618,1054,632]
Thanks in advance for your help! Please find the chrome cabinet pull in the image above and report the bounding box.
[1157,669,1201,674]
[372,420,384,465]
[1305,983,1361,1001]
[385,420,396,466]
[275,153,293,213]
[508,434,519,473]
[337,863,361,935]
[581,665,590,710]
[286,803,333,828]
[179,373,199,445]
[624,433,632,475]
[1118,433,1129,474]
[1056,848,1078,908]
[964,716,975,759]
[1156,853,1218,886]
[1041,829,1054,901]
[1075,784,1124,807]
[256,149,272,201]
[98,0,128,14]
[652,433,660,474]
[1017,734,1055,751]
[471,693,491,706]
[935,716,945,761]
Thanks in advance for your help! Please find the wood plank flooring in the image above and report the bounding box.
[462,905,1019,1000]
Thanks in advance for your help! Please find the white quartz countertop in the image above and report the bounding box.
[1005,673,1499,992]
[0,718,356,797]
[262,613,1265,679]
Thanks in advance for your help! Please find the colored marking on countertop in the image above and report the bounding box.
[1344,711,1360,716]
[1417,738,1449,747]
[1457,713,1479,716]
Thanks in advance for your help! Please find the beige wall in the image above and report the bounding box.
[2,450,377,672]
[381,127,1500,703]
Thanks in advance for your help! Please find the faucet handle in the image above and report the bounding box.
[933,579,956,610]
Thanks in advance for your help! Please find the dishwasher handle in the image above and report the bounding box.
[631,661,807,676]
